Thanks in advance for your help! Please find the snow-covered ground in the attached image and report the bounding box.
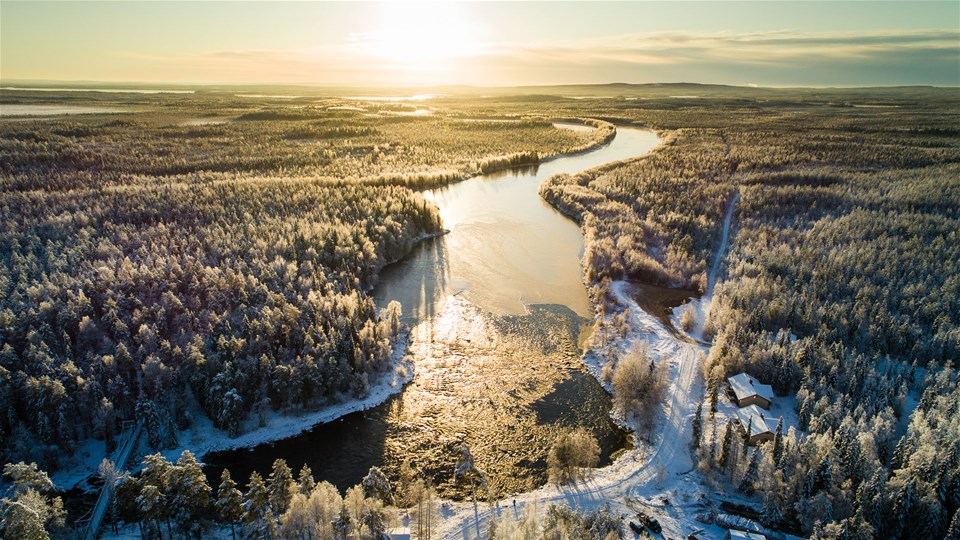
[53,332,415,491]
[431,281,724,540]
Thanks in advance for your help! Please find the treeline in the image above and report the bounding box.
[0,178,441,469]
[1,444,620,540]
[0,98,598,192]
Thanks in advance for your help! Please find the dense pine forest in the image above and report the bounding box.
[539,88,960,539]
[0,93,604,473]
[2,86,959,539]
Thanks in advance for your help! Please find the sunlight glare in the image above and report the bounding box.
[368,2,479,67]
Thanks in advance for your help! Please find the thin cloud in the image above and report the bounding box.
[110,29,960,86]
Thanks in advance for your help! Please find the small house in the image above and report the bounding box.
[726,373,774,409]
[734,404,780,445]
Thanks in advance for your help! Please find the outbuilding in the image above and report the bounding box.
[726,373,774,409]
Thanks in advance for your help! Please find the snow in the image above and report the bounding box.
[733,405,780,437]
[727,374,774,404]
[429,280,721,539]
[52,332,415,491]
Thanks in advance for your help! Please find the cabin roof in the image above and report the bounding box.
[727,373,774,402]
[735,404,780,435]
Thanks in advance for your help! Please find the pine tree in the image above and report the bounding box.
[244,472,276,539]
[297,464,315,496]
[170,450,211,533]
[759,492,782,528]
[216,470,243,540]
[772,417,784,465]
[891,477,917,538]
[137,483,165,538]
[738,449,761,495]
[267,459,295,516]
[691,401,703,450]
[718,420,734,471]
[362,466,392,503]
[742,417,752,458]
[139,453,173,536]
[0,463,65,540]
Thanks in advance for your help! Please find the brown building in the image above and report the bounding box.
[726,373,774,409]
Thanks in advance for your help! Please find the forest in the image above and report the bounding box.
[0,92,609,474]
[537,89,960,538]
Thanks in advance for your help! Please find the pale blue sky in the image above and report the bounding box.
[2,1,958,86]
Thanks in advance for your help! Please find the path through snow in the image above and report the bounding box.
[706,192,739,297]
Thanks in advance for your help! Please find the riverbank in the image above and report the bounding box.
[53,331,416,492]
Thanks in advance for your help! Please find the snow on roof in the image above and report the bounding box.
[735,404,780,435]
[727,373,774,402]
[728,529,766,540]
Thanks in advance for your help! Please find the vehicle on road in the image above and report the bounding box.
[636,512,662,534]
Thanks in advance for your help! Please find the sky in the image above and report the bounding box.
[2,1,958,88]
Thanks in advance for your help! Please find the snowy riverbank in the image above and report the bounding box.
[53,331,415,491]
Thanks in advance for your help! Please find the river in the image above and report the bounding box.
[203,124,662,499]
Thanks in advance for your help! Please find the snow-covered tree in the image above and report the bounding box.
[98,458,126,535]
[362,466,392,503]
[170,450,211,534]
[137,483,165,538]
[772,417,784,465]
[738,449,761,495]
[244,472,276,539]
[760,492,782,528]
[267,458,295,515]
[216,469,244,540]
[691,400,703,450]
[0,463,65,540]
[297,464,315,496]
[718,420,734,471]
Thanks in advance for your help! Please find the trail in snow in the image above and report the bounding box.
[436,282,708,540]
[707,192,739,297]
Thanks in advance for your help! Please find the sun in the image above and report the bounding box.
[367,2,480,67]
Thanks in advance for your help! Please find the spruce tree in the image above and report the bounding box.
[772,417,784,465]
[691,401,703,450]
[267,459,295,515]
[742,417,752,458]
[738,449,761,495]
[759,492,782,528]
[171,450,211,533]
[297,464,315,496]
[718,420,734,471]
[244,472,275,539]
[216,470,244,540]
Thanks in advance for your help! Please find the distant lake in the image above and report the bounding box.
[0,104,127,116]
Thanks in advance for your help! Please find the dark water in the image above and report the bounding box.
[204,126,660,499]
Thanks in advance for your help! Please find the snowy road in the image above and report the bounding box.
[707,192,739,297]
